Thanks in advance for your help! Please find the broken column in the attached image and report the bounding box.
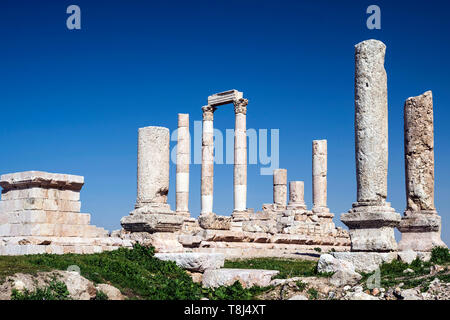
[136,126,170,208]
[341,39,401,252]
[312,140,329,213]
[288,181,307,210]
[398,91,446,252]
[233,98,248,214]
[121,126,183,235]
[176,114,190,217]
[273,169,287,208]
[201,105,216,215]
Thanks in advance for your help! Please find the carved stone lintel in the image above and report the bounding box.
[233,98,248,115]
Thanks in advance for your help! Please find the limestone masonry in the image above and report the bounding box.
[0,171,131,255]
[0,39,446,260]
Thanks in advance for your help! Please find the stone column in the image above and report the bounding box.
[136,126,170,209]
[288,181,307,210]
[398,91,446,252]
[312,140,329,213]
[233,98,248,214]
[273,169,287,207]
[176,114,190,217]
[201,105,216,215]
[341,40,401,252]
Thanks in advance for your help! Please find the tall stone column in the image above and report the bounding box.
[233,98,248,214]
[176,114,190,217]
[312,140,329,213]
[398,91,446,251]
[201,105,216,215]
[273,169,287,207]
[341,40,401,252]
[288,181,307,210]
[136,126,170,208]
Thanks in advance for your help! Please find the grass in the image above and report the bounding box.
[224,257,324,279]
[360,247,450,290]
[0,244,271,300]
[11,280,70,300]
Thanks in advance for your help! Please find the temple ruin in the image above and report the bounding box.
[0,39,446,260]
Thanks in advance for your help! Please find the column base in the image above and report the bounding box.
[287,203,307,210]
[231,210,250,221]
[175,211,191,218]
[341,203,401,252]
[312,206,330,214]
[398,212,446,252]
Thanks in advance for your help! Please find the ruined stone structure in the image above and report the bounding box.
[114,90,350,257]
[1,40,445,260]
[0,171,131,255]
[398,91,446,252]
[341,40,401,253]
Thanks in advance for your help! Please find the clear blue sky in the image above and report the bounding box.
[1,1,449,244]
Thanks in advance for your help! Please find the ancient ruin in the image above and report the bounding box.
[115,90,350,257]
[398,90,446,252]
[0,171,131,255]
[341,40,401,253]
[0,40,446,261]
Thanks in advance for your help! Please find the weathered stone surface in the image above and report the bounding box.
[96,283,124,300]
[398,250,418,264]
[202,268,279,288]
[0,171,126,256]
[176,113,190,216]
[198,214,231,230]
[242,220,277,234]
[0,271,97,300]
[288,181,306,209]
[208,89,243,107]
[154,253,225,272]
[312,140,328,213]
[288,294,308,300]
[148,232,183,253]
[273,169,287,207]
[341,205,400,252]
[404,91,435,212]
[120,213,183,233]
[317,254,355,274]
[136,126,170,206]
[354,39,388,204]
[0,171,84,191]
[331,252,397,273]
[398,91,446,252]
[330,270,362,287]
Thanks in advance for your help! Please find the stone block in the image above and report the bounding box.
[202,268,279,288]
[154,253,225,272]
[331,251,398,273]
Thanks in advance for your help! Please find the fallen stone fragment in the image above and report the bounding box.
[154,253,225,272]
[317,254,355,273]
[202,268,279,289]
[96,284,124,300]
[288,294,308,300]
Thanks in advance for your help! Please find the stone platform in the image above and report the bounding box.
[0,171,132,255]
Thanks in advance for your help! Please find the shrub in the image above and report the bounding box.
[430,247,450,265]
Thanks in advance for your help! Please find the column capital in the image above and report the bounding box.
[202,105,216,121]
[233,98,248,115]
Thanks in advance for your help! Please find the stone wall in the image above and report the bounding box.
[0,171,132,255]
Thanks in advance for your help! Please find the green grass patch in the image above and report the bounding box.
[11,280,70,300]
[0,244,271,300]
[360,247,450,290]
[224,257,322,279]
